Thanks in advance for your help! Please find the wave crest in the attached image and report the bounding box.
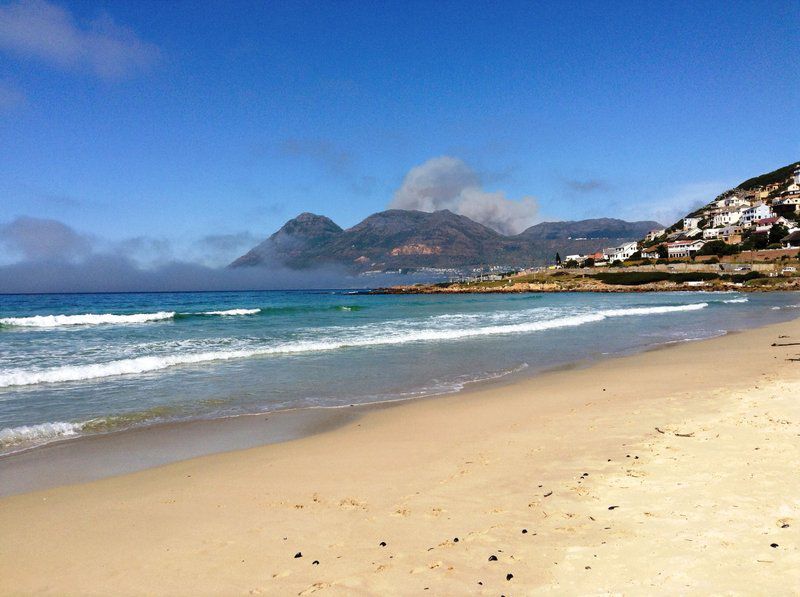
[0,302,708,388]
[0,421,82,447]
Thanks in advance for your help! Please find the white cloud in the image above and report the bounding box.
[389,156,539,234]
[0,0,159,79]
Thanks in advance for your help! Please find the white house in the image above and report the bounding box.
[667,240,705,259]
[645,228,666,242]
[605,241,639,262]
[740,203,773,227]
[683,217,702,230]
[703,227,723,240]
[714,195,749,209]
[641,248,661,259]
[712,209,742,228]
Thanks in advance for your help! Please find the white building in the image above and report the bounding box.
[714,195,749,209]
[703,227,723,240]
[740,203,773,227]
[667,240,705,259]
[683,217,702,231]
[712,209,742,228]
[605,241,639,262]
[641,248,660,259]
[645,228,666,242]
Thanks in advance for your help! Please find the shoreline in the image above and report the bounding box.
[0,321,745,496]
[1,315,799,593]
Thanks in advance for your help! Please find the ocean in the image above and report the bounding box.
[1,290,798,454]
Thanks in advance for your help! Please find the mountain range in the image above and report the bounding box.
[231,210,662,271]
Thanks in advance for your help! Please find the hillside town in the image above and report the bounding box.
[564,163,800,267]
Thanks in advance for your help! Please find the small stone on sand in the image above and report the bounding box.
[488,555,498,561]
[294,552,302,558]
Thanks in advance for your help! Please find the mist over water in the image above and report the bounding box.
[1,290,798,453]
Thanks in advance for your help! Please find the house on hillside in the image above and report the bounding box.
[703,227,723,240]
[645,228,666,242]
[683,217,702,231]
[713,195,749,212]
[641,248,661,259]
[712,208,742,228]
[741,203,773,227]
[720,225,744,244]
[754,216,791,234]
[604,241,639,262]
[667,240,705,259]
[782,230,800,248]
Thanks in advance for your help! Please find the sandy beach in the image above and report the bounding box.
[1,318,799,595]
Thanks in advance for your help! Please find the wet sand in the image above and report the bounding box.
[1,317,799,594]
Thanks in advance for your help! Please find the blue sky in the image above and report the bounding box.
[0,0,798,267]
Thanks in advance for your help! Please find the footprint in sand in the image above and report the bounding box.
[299,582,331,595]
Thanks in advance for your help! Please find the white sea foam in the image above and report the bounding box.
[200,308,261,316]
[0,302,708,388]
[0,312,176,327]
[723,297,749,304]
[0,421,82,447]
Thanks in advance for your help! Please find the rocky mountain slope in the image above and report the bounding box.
[232,210,661,271]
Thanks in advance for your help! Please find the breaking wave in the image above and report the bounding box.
[0,312,176,327]
[0,302,707,388]
[197,308,261,316]
[1,305,366,329]
[0,421,82,448]
[722,297,749,304]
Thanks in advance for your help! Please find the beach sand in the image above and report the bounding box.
[1,319,799,595]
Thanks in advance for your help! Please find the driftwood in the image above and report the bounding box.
[771,342,800,347]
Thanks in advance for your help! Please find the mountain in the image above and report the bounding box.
[518,218,661,241]
[232,210,662,271]
[231,213,343,268]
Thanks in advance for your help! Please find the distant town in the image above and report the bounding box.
[566,163,800,267]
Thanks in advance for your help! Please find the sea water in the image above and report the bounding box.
[1,290,798,453]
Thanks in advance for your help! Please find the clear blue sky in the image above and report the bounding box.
[0,0,798,266]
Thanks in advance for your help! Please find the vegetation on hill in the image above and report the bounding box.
[737,162,798,191]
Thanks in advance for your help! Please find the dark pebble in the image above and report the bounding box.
[771,543,779,548]
[379,541,387,547]
[294,552,302,558]
[521,529,528,534]
[488,555,498,561]
[453,537,459,542]
[506,573,514,581]
[544,491,553,497]
[312,560,319,565]
[477,581,483,586]
[608,506,618,510]
[781,523,790,528]
[585,566,591,570]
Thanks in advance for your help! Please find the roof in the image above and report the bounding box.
[668,240,705,247]
[755,217,781,226]
[782,231,800,242]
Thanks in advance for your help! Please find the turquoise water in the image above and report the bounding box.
[1,290,798,452]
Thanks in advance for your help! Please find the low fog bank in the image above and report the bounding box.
[0,257,370,294]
